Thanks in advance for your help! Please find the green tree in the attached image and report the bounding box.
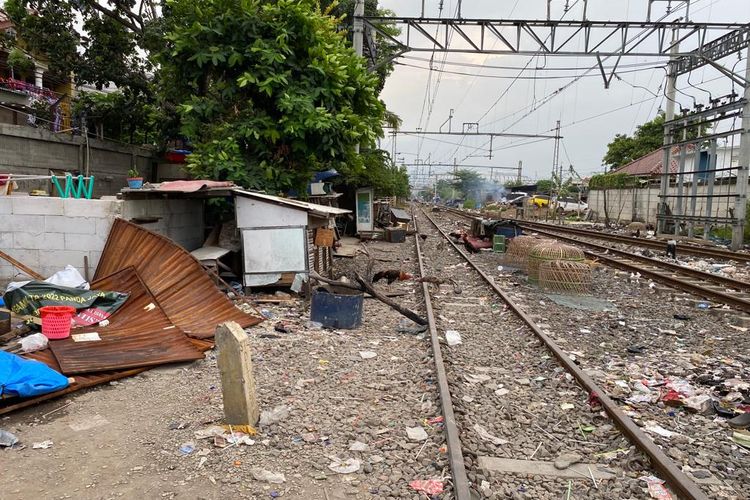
[603,113,666,169]
[338,149,409,198]
[452,169,483,200]
[536,179,554,194]
[160,0,385,193]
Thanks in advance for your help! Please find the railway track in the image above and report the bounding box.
[413,207,709,500]
[441,207,750,315]
[444,207,750,264]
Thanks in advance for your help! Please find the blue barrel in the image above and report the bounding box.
[310,288,364,329]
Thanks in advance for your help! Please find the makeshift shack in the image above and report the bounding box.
[233,190,350,288]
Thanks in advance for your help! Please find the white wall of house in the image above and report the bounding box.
[1,194,203,282]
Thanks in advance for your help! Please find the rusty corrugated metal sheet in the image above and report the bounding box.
[0,337,214,416]
[95,218,262,338]
[48,267,206,374]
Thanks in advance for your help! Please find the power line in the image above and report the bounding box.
[400,55,668,72]
[395,61,664,80]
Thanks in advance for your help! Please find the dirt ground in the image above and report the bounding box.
[2,238,447,500]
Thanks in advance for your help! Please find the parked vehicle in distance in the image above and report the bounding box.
[555,197,588,212]
[505,192,527,207]
[528,194,550,208]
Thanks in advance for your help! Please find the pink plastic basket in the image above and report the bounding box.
[39,306,76,340]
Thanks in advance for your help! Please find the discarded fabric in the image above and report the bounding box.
[0,351,69,398]
[409,479,444,495]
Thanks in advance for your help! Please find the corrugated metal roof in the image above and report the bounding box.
[612,145,696,177]
[95,219,262,339]
[49,268,205,374]
[233,189,351,217]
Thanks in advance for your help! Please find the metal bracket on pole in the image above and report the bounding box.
[702,58,750,88]
[596,53,622,89]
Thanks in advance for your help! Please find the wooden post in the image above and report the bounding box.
[215,321,259,426]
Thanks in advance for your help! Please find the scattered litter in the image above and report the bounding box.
[327,457,361,474]
[731,431,750,449]
[98,319,110,327]
[409,479,444,496]
[17,333,49,353]
[32,440,53,449]
[516,378,531,386]
[473,423,508,445]
[640,475,673,499]
[194,425,226,439]
[0,430,19,447]
[560,403,574,411]
[445,330,462,346]
[348,441,369,452]
[72,332,102,342]
[260,405,291,426]
[495,388,510,397]
[252,469,286,483]
[179,442,195,455]
[406,426,429,442]
[260,309,276,319]
[359,351,377,360]
[644,423,675,439]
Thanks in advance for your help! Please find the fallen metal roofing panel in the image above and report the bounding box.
[48,268,205,374]
[94,219,262,338]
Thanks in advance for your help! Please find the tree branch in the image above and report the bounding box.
[81,0,143,34]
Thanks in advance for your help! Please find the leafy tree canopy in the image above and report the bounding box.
[336,149,409,198]
[452,169,483,199]
[160,0,385,192]
[603,113,666,169]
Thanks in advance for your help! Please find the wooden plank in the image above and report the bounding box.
[477,457,617,480]
[0,250,44,280]
[216,322,259,426]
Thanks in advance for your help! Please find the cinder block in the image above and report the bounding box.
[64,232,108,252]
[64,198,121,218]
[122,200,149,219]
[0,232,12,248]
[40,249,88,271]
[11,196,64,215]
[0,197,11,215]
[3,248,40,273]
[45,215,97,235]
[95,217,115,238]
[13,231,65,251]
[6,215,45,232]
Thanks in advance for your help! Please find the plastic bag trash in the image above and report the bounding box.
[409,479,444,496]
[327,457,361,474]
[179,442,195,455]
[32,440,53,449]
[348,441,369,452]
[640,475,673,499]
[397,318,428,335]
[359,351,377,359]
[0,351,69,398]
[17,333,49,353]
[260,309,276,319]
[406,426,429,442]
[45,265,89,290]
[252,468,286,483]
[445,330,462,346]
[0,429,19,447]
[260,405,291,426]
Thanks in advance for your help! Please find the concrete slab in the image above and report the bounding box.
[478,457,617,480]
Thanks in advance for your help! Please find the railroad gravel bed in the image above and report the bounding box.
[434,208,750,499]
[416,209,658,499]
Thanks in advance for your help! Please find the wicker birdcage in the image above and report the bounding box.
[504,236,550,270]
[528,243,585,283]
[538,260,592,295]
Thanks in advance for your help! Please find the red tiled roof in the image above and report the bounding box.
[612,144,696,176]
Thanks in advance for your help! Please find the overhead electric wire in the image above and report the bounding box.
[400,55,667,72]
[394,61,665,80]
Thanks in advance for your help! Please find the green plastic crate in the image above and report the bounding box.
[493,235,506,253]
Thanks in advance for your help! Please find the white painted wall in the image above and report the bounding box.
[236,197,307,228]
[1,195,204,282]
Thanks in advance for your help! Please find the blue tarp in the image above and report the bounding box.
[0,351,69,399]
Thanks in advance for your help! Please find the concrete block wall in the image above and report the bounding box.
[1,195,205,282]
[122,199,205,251]
[0,195,121,281]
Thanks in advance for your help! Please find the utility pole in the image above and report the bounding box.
[517,160,523,183]
[732,47,750,250]
[657,30,679,235]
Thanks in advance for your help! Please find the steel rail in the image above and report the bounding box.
[412,212,471,500]
[446,209,750,263]
[419,207,709,500]
[513,219,750,263]
[523,227,750,293]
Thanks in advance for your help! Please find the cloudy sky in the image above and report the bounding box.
[376,0,748,187]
